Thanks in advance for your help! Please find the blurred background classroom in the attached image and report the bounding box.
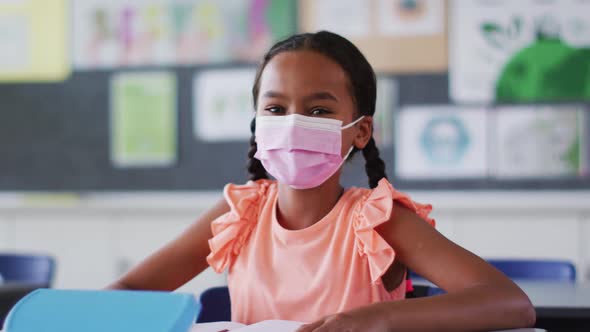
[0,0,589,325]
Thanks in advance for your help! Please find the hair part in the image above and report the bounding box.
[248,31,388,188]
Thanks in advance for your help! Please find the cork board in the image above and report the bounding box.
[298,0,448,74]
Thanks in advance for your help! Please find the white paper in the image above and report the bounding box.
[314,0,370,38]
[374,77,397,147]
[190,321,246,332]
[191,320,303,332]
[194,68,256,142]
[395,106,488,179]
[377,0,443,36]
[0,15,29,70]
[491,105,585,178]
[450,0,590,103]
[234,320,303,332]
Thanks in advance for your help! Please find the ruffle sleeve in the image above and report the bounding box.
[206,180,272,273]
[354,178,435,284]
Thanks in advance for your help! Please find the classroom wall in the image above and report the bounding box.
[1,190,589,293]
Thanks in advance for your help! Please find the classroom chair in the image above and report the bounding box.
[0,254,55,287]
[196,283,429,320]
[487,259,576,283]
[410,259,577,283]
[410,259,577,297]
[196,286,231,323]
[408,270,446,297]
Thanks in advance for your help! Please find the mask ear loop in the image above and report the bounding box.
[341,115,365,159]
[342,145,355,160]
[341,115,365,130]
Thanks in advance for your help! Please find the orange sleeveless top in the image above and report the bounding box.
[206,178,434,324]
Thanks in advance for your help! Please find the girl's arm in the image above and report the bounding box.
[299,202,535,332]
[107,197,230,291]
[376,202,535,331]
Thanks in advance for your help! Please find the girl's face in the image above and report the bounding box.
[256,50,371,156]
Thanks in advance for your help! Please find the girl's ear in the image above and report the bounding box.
[354,116,373,150]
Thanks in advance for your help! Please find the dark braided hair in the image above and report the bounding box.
[249,31,388,188]
[247,117,268,181]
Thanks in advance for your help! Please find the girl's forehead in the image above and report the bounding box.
[259,51,350,94]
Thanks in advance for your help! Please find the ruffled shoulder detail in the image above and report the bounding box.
[354,178,435,284]
[206,179,274,273]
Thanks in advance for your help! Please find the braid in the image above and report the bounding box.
[361,137,388,189]
[247,117,268,181]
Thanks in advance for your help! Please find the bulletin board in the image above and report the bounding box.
[1,0,589,192]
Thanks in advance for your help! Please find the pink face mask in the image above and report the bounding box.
[254,114,364,189]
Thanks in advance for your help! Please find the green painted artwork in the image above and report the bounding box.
[111,72,177,167]
[496,35,590,102]
[451,0,590,103]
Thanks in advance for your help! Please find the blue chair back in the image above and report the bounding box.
[0,254,55,286]
[196,286,231,323]
[408,270,445,297]
[409,259,576,297]
[487,259,576,282]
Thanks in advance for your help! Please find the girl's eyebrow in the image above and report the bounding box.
[303,92,339,103]
[262,91,288,99]
[262,90,339,103]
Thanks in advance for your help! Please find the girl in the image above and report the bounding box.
[109,31,535,331]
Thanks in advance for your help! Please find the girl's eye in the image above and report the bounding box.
[265,106,285,114]
[310,108,330,116]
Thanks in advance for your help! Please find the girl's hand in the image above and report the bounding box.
[295,303,390,332]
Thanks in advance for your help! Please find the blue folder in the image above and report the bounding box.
[3,289,200,332]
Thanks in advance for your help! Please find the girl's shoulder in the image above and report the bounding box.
[207,179,277,273]
[347,178,435,228]
[346,178,435,284]
[223,179,277,207]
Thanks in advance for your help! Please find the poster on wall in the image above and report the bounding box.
[491,105,586,178]
[313,0,371,38]
[395,106,488,179]
[73,0,295,69]
[450,0,590,103]
[110,71,177,168]
[194,68,256,142]
[299,0,447,74]
[0,0,69,81]
[377,0,443,37]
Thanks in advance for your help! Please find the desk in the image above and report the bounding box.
[516,281,590,332]
[1,328,545,332]
[516,281,590,319]
[415,280,590,316]
[415,280,590,331]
